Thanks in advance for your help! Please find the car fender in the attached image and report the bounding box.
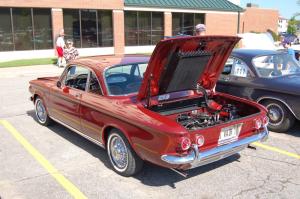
[31,86,51,113]
[101,124,133,147]
[101,122,152,161]
[256,96,299,120]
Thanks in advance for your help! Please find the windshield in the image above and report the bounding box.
[104,63,148,95]
[253,53,300,78]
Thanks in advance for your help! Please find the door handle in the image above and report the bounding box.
[75,93,82,98]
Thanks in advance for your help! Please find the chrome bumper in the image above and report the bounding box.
[161,128,268,168]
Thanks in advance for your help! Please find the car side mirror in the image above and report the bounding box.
[57,81,62,88]
[62,86,69,93]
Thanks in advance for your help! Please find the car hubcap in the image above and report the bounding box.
[267,103,284,126]
[36,99,47,123]
[109,135,128,170]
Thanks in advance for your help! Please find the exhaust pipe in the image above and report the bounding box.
[170,168,188,178]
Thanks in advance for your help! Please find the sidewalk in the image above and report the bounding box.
[0,64,64,78]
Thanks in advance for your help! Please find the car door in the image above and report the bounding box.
[216,56,257,99]
[80,71,108,142]
[49,65,89,131]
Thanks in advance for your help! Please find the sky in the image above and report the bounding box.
[240,0,299,19]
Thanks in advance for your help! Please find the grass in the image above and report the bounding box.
[0,58,57,68]
[0,53,153,68]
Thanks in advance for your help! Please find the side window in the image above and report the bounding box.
[137,63,147,78]
[133,63,148,78]
[64,65,89,91]
[222,57,252,78]
[88,72,102,95]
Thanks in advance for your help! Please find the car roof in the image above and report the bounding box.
[232,49,283,58]
[69,54,150,73]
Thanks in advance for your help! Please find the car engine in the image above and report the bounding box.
[176,103,240,131]
[149,85,256,131]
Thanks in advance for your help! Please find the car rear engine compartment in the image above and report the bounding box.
[149,92,260,131]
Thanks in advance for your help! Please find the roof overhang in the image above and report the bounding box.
[124,0,244,13]
[124,7,244,15]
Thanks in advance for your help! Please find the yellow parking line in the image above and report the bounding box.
[253,142,300,159]
[0,119,87,199]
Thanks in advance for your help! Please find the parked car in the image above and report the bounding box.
[216,49,300,132]
[29,36,268,176]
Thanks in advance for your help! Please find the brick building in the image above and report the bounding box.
[0,0,279,61]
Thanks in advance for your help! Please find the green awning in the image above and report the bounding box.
[124,0,243,12]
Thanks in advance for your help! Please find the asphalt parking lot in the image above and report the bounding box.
[0,65,299,199]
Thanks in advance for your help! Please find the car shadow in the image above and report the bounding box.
[26,110,112,169]
[27,109,241,188]
[285,121,300,137]
[135,154,240,188]
[270,120,300,137]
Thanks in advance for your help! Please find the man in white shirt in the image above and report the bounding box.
[56,29,65,67]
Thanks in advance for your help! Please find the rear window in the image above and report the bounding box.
[104,63,148,95]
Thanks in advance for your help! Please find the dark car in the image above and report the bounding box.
[216,49,300,132]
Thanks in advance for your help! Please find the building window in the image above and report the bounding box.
[0,8,14,51]
[13,8,34,50]
[125,11,164,46]
[81,10,97,47]
[172,13,205,36]
[62,9,80,47]
[125,11,137,46]
[33,9,53,50]
[63,9,113,48]
[98,11,113,47]
[0,8,52,51]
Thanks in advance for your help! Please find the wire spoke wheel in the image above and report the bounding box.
[107,130,143,176]
[34,97,52,126]
[35,99,47,123]
[108,134,129,171]
[110,136,129,169]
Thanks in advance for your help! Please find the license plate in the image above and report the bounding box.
[218,123,243,146]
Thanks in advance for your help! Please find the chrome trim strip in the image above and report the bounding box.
[49,116,105,148]
[256,96,299,120]
[161,128,268,166]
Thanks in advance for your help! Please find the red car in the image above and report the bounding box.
[29,36,269,177]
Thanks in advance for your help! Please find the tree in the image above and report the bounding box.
[287,17,297,35]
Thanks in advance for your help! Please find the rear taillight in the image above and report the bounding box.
[180,137,191,151]
[195,135,205,147]
[254,118,262,130]
[262,116,269,127]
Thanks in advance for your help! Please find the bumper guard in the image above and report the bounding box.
[161,128,268,168]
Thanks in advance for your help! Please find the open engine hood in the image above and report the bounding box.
[137,36,240,101]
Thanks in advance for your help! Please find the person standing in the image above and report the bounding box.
[64,39,79,64]
[56,29,65,67]
[195,24,206,36]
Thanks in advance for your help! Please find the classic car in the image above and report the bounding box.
[216,49,300,132]
[29,36,269,177]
